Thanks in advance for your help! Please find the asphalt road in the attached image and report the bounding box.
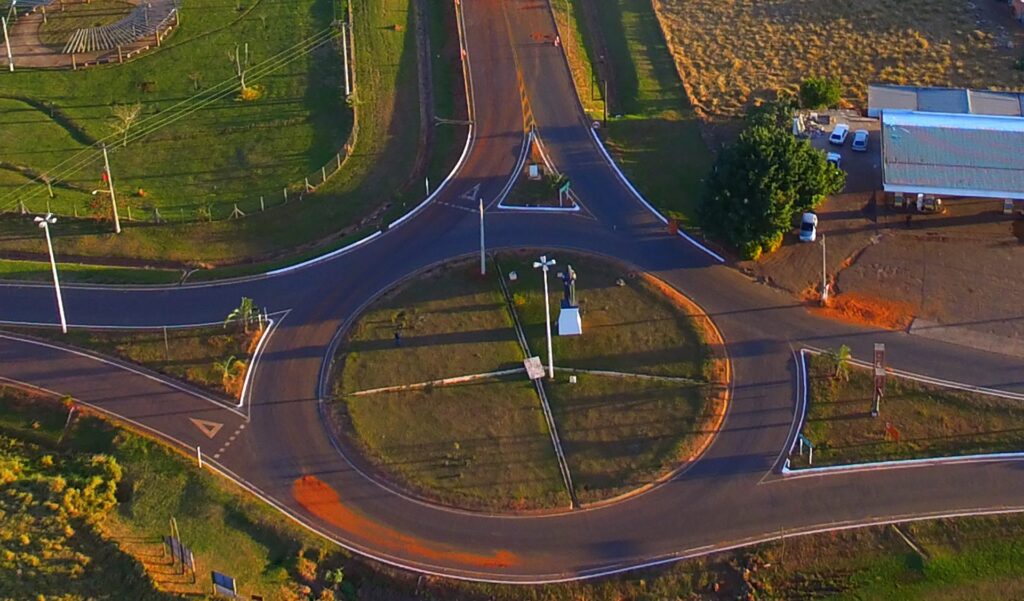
[3,0,1024,584]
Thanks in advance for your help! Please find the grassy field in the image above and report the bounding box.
[0,0,460,272]
[553,0,710,224]
[653,0,1024,117]
[334,253,714,509]
[342,376,570,511]
[0,257,182,284]
[499,252,710,379]
[8,386,1024,599]
[546,374,709,503]
[8,322,259,398]
[793,354,1024,468]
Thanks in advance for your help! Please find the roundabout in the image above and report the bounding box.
[2,0,1024,586]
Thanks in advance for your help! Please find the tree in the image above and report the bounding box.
[828,344,851,382]
[799,77,842,109]
[699,102,845,259]
[224,297,260,333]
[109,103,143,148]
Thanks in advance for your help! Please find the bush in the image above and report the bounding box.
[799,77,842,109]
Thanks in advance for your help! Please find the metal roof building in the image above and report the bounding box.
[881,111,1024,200]
[868,84,1024,118]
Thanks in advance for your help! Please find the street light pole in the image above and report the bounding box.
[101,144,122,234]
[479,198,486,276]
[533,255,557,379]
[2,16,13,73]
[820,233,829,305]
[34,213,67,334]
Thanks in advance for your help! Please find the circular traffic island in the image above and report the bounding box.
[328,251,729,512]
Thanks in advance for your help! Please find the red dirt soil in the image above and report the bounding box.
[807,291,916,331]
[291,476,519,569]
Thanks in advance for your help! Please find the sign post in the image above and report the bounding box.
[558,179,571,208]
[872,343,885,417]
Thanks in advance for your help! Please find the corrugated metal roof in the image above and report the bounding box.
[868,84,1024,118]
[881,112,1024,199]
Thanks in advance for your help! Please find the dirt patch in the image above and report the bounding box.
[291,476,519,569]
[809,292,916,332]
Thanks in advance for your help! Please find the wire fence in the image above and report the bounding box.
[0,6,358,227]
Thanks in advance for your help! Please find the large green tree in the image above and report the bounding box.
[699,103,845,259]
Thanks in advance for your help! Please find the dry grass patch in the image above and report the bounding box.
[654,0,1024,116]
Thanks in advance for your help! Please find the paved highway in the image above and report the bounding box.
[4,0,1024,583]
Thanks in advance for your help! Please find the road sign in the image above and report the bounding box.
[558,180,571,194]
[189,417,224,439]
[524,356,545,380]
[212,571,238,598]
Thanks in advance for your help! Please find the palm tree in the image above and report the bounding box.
[830,344,851,382]
[224,297,259,333]
[213,355,245,394]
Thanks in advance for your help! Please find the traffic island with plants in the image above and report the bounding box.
[0,297,268,400]
[502,135,576,209]
[330,252,727,512]
[789,348,1024,469]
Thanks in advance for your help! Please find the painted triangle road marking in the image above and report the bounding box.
[460,183,482,201]
[189,417,224,439]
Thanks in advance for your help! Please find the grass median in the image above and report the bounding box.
[332,252,716,510]
[792,353,1024,468]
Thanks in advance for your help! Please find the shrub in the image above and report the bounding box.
[799,77,842,109]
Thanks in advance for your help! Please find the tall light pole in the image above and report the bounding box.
[101,144,122,234]
[2,16,13,73]
[533,255,556,379]
[34,213,67,334]
[820,233,829,305]
[479,198,486,276]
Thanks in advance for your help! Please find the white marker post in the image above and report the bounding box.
[533,255,557,379]
[479,198,486,276]
[820,233,829,305]
[196,446,203,469]
[341,22,351,96]
[101,144,122,234]
[34,213,67,334]
[2,16,13,72]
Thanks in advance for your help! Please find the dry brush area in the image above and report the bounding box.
[653,0,1024,116]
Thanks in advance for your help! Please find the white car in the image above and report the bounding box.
[826,152,842,169]
[829,123,849,145]
[851,129,869,151]
[799,212,818,243]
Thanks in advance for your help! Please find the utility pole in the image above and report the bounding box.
[820,233,828,305]
[533,255,557,379]
[34,214,67,334]
[341,22,351,97]
[479,198,485,276]
[2,16,13,72]
[101,144,122,234]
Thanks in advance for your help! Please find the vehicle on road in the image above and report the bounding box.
[829,124,849,145]
[851,129,869,151]
[799,212,818,242]
[826,152,842,169]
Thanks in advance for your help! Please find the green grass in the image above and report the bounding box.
[553,0,711,225]
[546,374,710,503]
[36,0,134,48]
[338,259,523,393]
[0,0,459,269]
[0,257,182,284]
[794,354,1024,468]
[504,173,567,208]
[342,376,569,511]
[499,252,709,378]
[7,324,258,398]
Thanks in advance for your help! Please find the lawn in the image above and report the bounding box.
[499,252,710,379]
[0,0,460,271]
[0,257,182,285]
[793,353,1024,468]
[552,0,710,224]
[504,172,569,208]
[7,322,260,398]
[333,252,716,509]
[342,376,570,511]
[652,0,1024,117]
[545,373,711,504]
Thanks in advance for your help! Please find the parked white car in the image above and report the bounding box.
[851,129,869,151]
[799,212,818,243]
[826,152,842,169]
[829,123,849,145]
